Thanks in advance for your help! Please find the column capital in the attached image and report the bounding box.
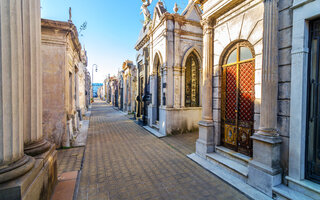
[200,17,214,27]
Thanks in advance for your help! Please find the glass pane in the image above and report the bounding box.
[240,47,253,61]
[227,49,237,64]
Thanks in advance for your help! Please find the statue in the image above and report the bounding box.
[140,0,153,26]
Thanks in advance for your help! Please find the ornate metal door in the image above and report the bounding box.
[185,52,200,107]
[221,43,255,156]
[306,18,320,183]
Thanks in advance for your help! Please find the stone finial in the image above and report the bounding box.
[173,3,179,13]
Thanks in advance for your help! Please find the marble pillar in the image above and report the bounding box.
[150,74,157,124]
[174,27,181,108]
[181,67,186,108]
[23,0,51,157]
[0,0,36,184]
[196,18,214,157]
[166,27,174,108]
[248,0,282,196]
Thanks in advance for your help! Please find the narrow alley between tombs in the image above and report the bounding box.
[77,100,248,200]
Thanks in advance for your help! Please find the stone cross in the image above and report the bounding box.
[69,7,72,22]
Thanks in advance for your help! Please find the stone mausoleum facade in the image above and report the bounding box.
[135,1,204,135]
[41,18,85,148]
[122,60,137,113]
[188,0,320,199]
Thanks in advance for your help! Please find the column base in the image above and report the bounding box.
[24,139,51,157]
[0,155,35,184]
[248,133,282,197]
[0,144,57,200]
[196,120,214,158]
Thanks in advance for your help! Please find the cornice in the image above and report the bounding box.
[135,34,150,51]
[41,18,82,55]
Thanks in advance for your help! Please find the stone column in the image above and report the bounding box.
[248,0,282,197]
[173,25,181,108]
[196,18,215,157]
[166,22,174,108]
[181,67,186,108]
[23,0,51,156]
[0,0,35,184]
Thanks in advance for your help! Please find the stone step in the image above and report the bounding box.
[206,152,248,182]
[272,184,314,200]
[152,123,160,130]
[286,176,320,199]
[143,126,165,138]
[215,146,252,167]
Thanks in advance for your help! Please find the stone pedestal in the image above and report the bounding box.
[248,135,282,196]
[0,145,57,200]
[196,121,214,157]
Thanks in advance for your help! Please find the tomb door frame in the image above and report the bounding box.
[221,41,255,157]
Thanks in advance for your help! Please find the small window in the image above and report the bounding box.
[240,47,253,61]
[227,49,237,64]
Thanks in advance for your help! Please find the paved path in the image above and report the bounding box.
[78,101,249,200]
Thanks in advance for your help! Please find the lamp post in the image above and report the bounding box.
[92,64,98,98]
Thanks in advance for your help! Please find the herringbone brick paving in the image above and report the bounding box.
[78,101,249,200]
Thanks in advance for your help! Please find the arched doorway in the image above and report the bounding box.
[155,56,161,121]
[185,52,200,107]
[221,41,255,156]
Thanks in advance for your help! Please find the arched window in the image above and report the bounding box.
[185,52,200,107]
[221,41,255,156]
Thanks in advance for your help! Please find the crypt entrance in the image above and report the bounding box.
[221,41,255,157]
[185,52,200,107]
[155,54,161,122]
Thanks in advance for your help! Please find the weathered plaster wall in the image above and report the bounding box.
[42,41,66,147]
[79,63,87,114]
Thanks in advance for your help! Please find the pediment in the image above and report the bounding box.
[181,0,202,22]
[151,1,167,29]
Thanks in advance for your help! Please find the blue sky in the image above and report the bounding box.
[41,0,188,83]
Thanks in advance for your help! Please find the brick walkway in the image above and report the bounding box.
[57,147,85,175]
[78,101,249,200]
[161,131,198,156]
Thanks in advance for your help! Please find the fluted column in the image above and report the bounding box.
[202,20,214,121]
[248,0,282,196]
[22,0,51,156]
[196,18,214,157]
[0,0,35,184]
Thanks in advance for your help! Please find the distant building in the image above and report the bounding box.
[92,83,103,97]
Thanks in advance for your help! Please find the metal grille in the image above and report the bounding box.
[221,41,255,156]
[239,62,255,122]
[225,65,237,120]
